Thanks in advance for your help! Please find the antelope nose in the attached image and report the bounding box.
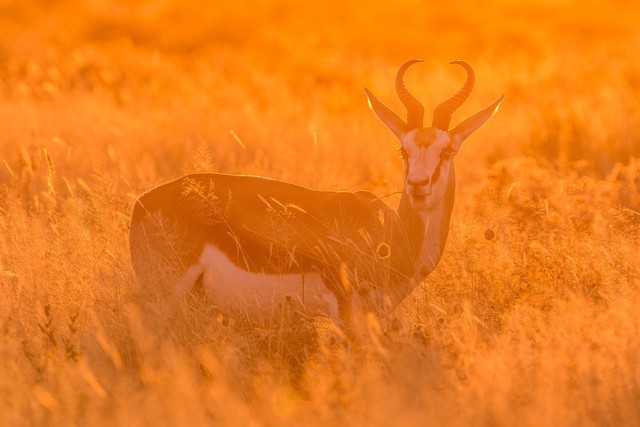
[408,177,430,187]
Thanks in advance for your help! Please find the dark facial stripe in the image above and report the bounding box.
[403,157,409,180]
[432,160,443,184]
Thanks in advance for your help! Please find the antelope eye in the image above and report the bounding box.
[440,149,453,160]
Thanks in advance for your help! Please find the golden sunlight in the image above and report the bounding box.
[0,0,639,425]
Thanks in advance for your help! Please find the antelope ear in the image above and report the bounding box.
[450,95,504,151]
[364,87,408,140]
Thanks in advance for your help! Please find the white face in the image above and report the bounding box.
[400,128,456,210]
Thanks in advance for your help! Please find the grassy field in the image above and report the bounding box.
[1,0,639,425]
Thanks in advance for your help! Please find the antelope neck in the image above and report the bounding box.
[394,169,456,296]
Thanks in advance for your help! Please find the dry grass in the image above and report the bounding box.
[1,0,640,425]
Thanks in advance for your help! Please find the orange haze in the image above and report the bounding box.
[0,1,639,426]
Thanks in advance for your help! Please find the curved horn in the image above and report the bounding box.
[431,60,475,131]
[396,59,425,129]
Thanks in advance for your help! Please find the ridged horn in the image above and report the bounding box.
[431,60,475,131]
[396,59,425,130]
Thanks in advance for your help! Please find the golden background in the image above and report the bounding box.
[0,1,638,425]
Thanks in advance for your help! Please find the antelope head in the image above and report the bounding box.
[365,60,504,210]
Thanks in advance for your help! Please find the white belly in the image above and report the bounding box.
[191,244,339,323]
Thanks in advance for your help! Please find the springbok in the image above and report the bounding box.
[129,60,503,328]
